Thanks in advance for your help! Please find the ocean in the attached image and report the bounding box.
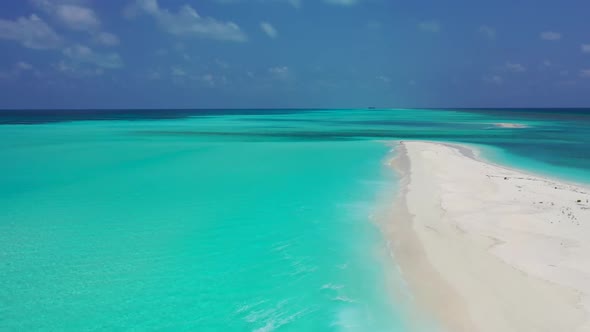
[0,108,588,331]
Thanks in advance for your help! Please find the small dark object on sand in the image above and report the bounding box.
[504,177,508,180]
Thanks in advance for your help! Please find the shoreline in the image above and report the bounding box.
[458,142,590,190]
[384,141,590,332]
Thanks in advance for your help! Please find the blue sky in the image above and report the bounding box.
[1,0,589,109]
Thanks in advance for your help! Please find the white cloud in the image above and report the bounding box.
[581,44,590,54]
[260,22,278,39]
[0,5,123,76]
[32,0,120,47]
[32,0,99,31]
[580,69,590,78]
[132,0,247,42]
[269,66,290,79]
[165,66,228,86]
[95,32,120,46]
[478,25,496,39]
[171,66,187,76]
[154,48,168,56]
[16,61,34,70]
[323,0,359,6]
[147,69,162,80]
[200,73,214,85]
[377,75,391,84]
[556,80,576,86]
[418,20,440,33]
[366,20,381,30]
[63,44,123,68]
[214,0,301,8]
[56,4,100,31]
[0,14,62,49]
[505,62,526,73]
[286,0,302,8]
[200,74,228,87]
[54,60,105,77]
[197,73,225,86]
[0,61,39,79]
[215,59,230,69]
[540,31,561,41]
[484,75,503,85]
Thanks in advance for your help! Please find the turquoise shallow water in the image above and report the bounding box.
[0,108,588,331]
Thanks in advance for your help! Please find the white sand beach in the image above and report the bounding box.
[385,141,590,332]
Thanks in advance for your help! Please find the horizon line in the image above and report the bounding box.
[1,107,590,111]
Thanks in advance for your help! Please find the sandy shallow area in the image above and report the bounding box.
[384,141,590,332]
[492,122,529,128]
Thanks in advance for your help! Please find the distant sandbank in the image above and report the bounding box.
[492,122,529,128]
[384,141,590,332]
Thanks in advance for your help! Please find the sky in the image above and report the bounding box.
[1,0,590,109]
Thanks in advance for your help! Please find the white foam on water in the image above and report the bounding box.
[331,306,366,332]
[246,302,311,332]
[321,283,344,290]
[332,295,357,303]
[336,263,348,270]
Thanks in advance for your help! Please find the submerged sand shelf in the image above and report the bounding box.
[386,141,590,332]
[491,122,529,128]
